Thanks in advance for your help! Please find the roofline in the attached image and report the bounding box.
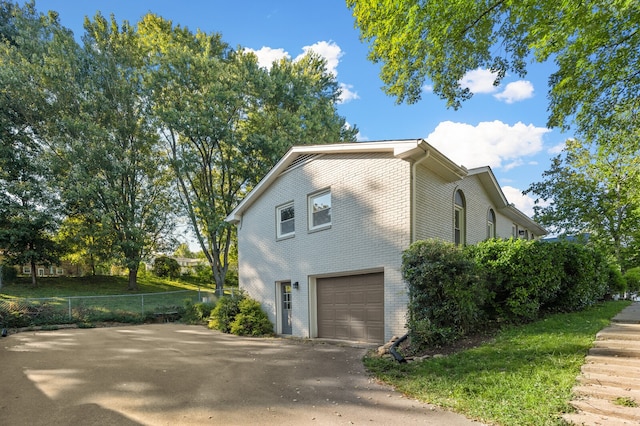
[467,166,547,236]
[466,166,509,206]
[226,139,467,223]
[500,204,548,235]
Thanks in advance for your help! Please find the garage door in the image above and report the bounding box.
[317,273,384,343]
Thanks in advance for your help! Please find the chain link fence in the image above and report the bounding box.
[0,288,229,328]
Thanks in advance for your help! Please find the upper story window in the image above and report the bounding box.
[487,208,496,239]
[454,189,466,246]
[277,202,295,239]
[308,189,331,231]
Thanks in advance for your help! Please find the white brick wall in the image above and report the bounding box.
[237,150,539,343]
[237,152,412,341]
[414,164,518,243]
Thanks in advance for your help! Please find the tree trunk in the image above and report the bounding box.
[30,259,37,287]
[127,266,138,291]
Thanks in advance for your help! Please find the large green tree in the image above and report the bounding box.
[138,15,358,290]
[0,2,69,285]
[347,0,640,139]
[50,13,178,290]
[525,136,640,269]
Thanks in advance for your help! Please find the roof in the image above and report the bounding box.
[226,139,466,223]
[225,139,546,236]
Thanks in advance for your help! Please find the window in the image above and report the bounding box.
[487,208,496,239]
[23,266,31,274]
[277,202,295,238]
[308,190,331,230]
[454,190,466,246]
[56,268,64,275]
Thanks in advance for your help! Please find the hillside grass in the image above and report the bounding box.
[0,275,220,328]
[365,300,631,426]
[0,274,213,298]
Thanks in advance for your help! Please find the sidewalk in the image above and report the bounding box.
[563,302,640,425]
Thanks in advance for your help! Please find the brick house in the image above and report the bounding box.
[226,139,546,344]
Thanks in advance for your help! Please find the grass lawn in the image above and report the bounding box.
[0,275,221,328]
[0,274,213,298]
[364,300,631,426]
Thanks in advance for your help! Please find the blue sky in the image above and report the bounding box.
[28,0,568,217]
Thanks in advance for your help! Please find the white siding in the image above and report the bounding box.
[414,164,516,243]
[237,152,411,341]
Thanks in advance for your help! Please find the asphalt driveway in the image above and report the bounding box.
[0,324,481,425]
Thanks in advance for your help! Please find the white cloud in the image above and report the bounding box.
[502,186,539,217]
[426,120,550,170]
[246,46,290,69]
[248,41,359,104]
[494,80,534,104]
[548,142,566,154]
[338,83,359,104]
[422,84,433,93]
[297,40,343,76]
[459,68,499,94]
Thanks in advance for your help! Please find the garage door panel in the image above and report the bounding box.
[317,272,384,343]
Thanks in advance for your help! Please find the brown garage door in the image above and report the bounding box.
[317,273,384,343]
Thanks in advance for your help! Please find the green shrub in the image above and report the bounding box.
[546,242,609,312]
[182,299,216,324]
[208,291,245,332]
[153,256,181,279]
[229,298,273,336]
[469,239,560,323]
[0,264,17,283]
[624,267,640,295]
[607,264,627,297]
[403,239,487,349]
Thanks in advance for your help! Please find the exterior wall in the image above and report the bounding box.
[414,165,517,243]
[237,152,412,341]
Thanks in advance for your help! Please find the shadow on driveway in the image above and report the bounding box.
[0,324,481,425]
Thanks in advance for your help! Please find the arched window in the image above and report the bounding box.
[487,208,496,239]
[454,190,466,245]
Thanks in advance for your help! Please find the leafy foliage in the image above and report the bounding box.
[404,239,614,348]
[402,239,487,348]
[624,267,640,295]
[153,256,180,279]
[229,298,274,336]
[208,291,246,333]
[468,239,561,321]
[347,0,640,140]
[181,299,216,324]
[0,2,66,286]
[208,291,272,336]
[525,138,640,269]
[138,14,357,291]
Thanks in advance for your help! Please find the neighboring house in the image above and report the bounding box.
[17,261,85,277]
[173,257,207,275]
[144,256,207,275]
[226,139,547,344]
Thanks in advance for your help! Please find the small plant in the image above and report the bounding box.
[182,299,216,324]
[613,396,638,407]
[209,291,245,333]
[229,298,273,336]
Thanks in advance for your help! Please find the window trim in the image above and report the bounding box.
[276,201,295,239]
[308,189,332,232]
[487,208,496,239]
[454,189,466,246]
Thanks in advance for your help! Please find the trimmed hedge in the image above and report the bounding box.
[403,238,613,348]
[402,239,487,349]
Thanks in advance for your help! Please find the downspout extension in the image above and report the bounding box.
[389,333,408,363]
